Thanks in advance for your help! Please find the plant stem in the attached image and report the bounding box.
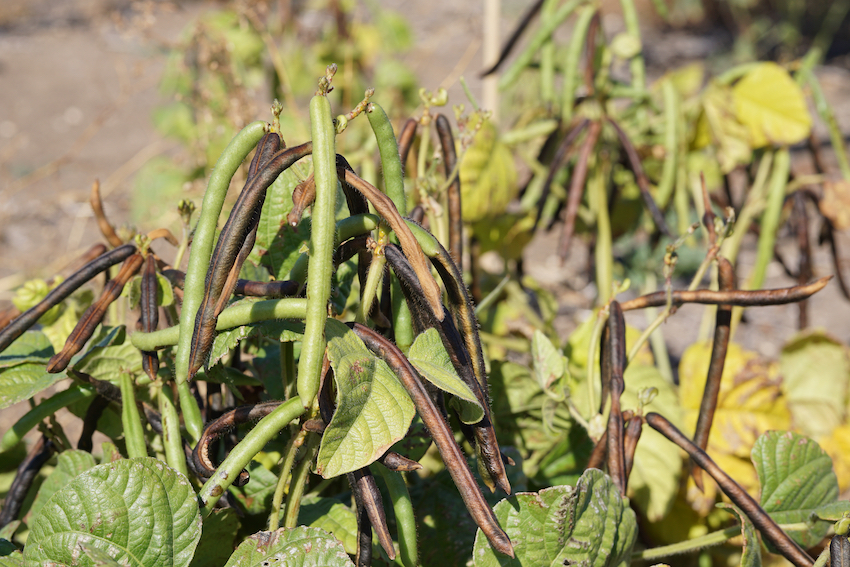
[591,164,612,305]
[282,433,320,528]
[175,120,267,443]
[199,397,305,515]
[296,93,338,408]
[749,147,790,291]
[731,148,790,339]
[1,386,95,451]
[498,0,584,91]
[720,150,774,266]
[632,526,740,561]
[805,72,850,181]
[656,79,679,208]
[280,341,295,400]
[269,427,306,531]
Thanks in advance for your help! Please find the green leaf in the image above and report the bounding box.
[75,342,143,383]
[732,62,812,148]
[810,500,850,522]
[473,485,573,567]
[414,469,490,566]
[125,273,175,309]
[459,118,518,223]
[252,166,311,280]
[209,323,258,368]
[298,495,358,555]
[317,320,416,478]
[531,330,566,393]
[25,457,201,567]
[0,363,66,410]
[0,331,54,368]
[0,540,16,557]
[390,413,432,463]
[719,503,762,567]
[408,328,483,424]
[189,509,240,567]
[0,551,23,566]
[29,449,97,519]
[257,320,305,343]
[752,431,839,549]
[228,460,279,515]
[473,470,637,567]
[780,330,849,439]
[222,527,354,567]
[12,279,63,326]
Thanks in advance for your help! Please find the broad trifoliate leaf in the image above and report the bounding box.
[25,457,201,567]
[317,319,415,478]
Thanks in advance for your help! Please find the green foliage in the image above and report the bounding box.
[752,431,839,549]
[222,527,353,567]
[408,328,484,423]
[25,458,201,567]
[473,469,637,567]
[317,319,416,478]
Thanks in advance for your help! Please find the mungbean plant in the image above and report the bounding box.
[2,1,850,565]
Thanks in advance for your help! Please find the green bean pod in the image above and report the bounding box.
[119,371,147,460]
[366,102,407,215]
[373,464,418,567]
[750,148,791,291]
[296,94,338,408]
[199,397,305,515]
[158,385,187,476]
[130,298,308,351]
[175,120,267,442]
[499,0,583,91]
[561,6,596,120]
[1,386,95,451]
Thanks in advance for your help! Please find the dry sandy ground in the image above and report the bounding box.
[1,0,850,446]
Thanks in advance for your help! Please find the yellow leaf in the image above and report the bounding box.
[732,62,812,148]
[459,118,518,223]
[820,180,850,230]
[819,424,850,493]
[658,62,705,99]
[679,342,790,513]
[694,84,752,173]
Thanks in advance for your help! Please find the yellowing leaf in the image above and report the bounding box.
[732,62,812,148]
[659,62,705,99]
[679,342,790,513]
[460,118,518,223]
[471,211,535,261]
[621,364,683,522]
[819,424,850,493]
[780,330,849,439]
[820,180,850,230]
[694,84,752,173]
